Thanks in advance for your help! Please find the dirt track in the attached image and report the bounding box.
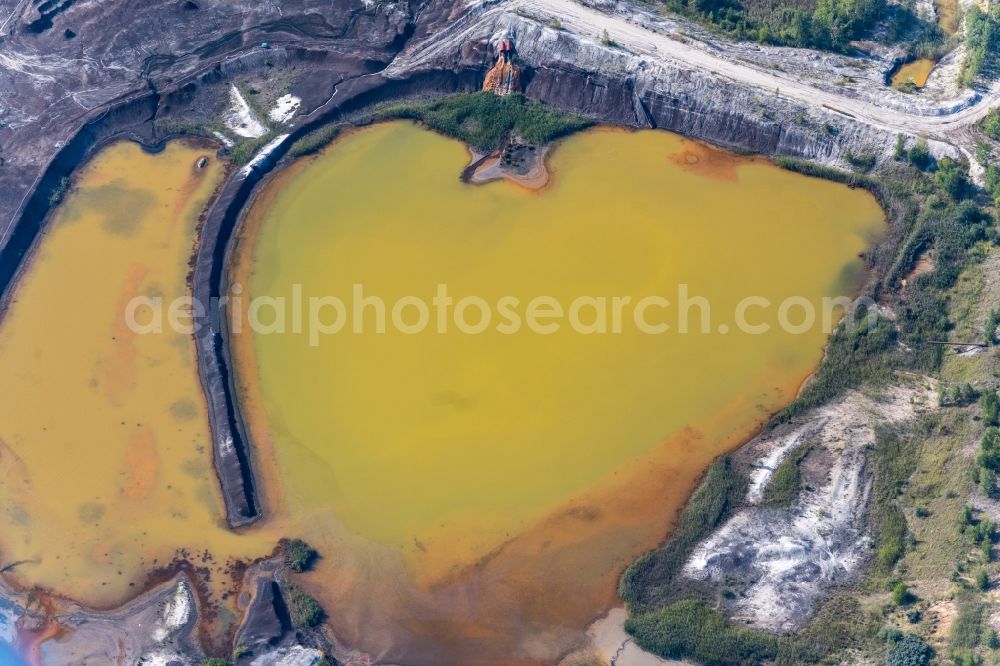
[511,0,1000,144]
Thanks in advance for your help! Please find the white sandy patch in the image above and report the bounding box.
[212,130,234,148]
[240,133,289,176]
[225,84,267,138]
[152,580,191,642]
[250,645,324,665]
[684,382,937,632]
[269,94,301,124]
[141,652,188,666]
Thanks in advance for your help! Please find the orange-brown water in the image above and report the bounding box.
[0,125,885,665]
[892,58,936,89]
[0,142,285,627]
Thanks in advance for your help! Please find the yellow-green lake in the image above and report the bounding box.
[230,121,885,662]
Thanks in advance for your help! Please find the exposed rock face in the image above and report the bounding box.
[0,0,418,289]
[482,52,520,94]
[390,8,895,167]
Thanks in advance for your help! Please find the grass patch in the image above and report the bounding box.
[761,443,812,506]
[950,593,985,656]
[871,425,922,575]
[227,133,274,166]
[288,124,341,157]
[619,457,746,610]
[898,412,972,583]
[375,92,593,152]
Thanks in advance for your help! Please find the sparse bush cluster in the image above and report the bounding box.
[288,124,341,157]
[627,594,876,664]
[959,4,1000,87]
[938,382,977,407]
[658,0,885,52]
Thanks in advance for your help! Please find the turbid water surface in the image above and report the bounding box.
[229,121,885,663]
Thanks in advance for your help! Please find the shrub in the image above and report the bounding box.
[976,568,989,590]
[934,158,969,200]
[285,585,325,628]
[891,582,911,605]
[894,134,907,161]
[48,176,70,206]
[959,4,1000,87]
[283,538,318,572]
[982,391,1000,425]
[845,149,877,172]
[985,310,1000,345]
[980,467,997,497]
[885,635,932,666]
[908,138,933,171]
[951,595,985,653]
[983,109,1000,141]
[980,428,1000,468]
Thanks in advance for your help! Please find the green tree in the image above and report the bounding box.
[885,634,932,666]
[983,394,1000,427]
[981,467,997,497]
[908,137,933,170]
[894,133,907,161]
[282,538,318,572]
[891,582,911,605]
[977,568,990,590]
[935,158,969,200]
[985,309,1000,345]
